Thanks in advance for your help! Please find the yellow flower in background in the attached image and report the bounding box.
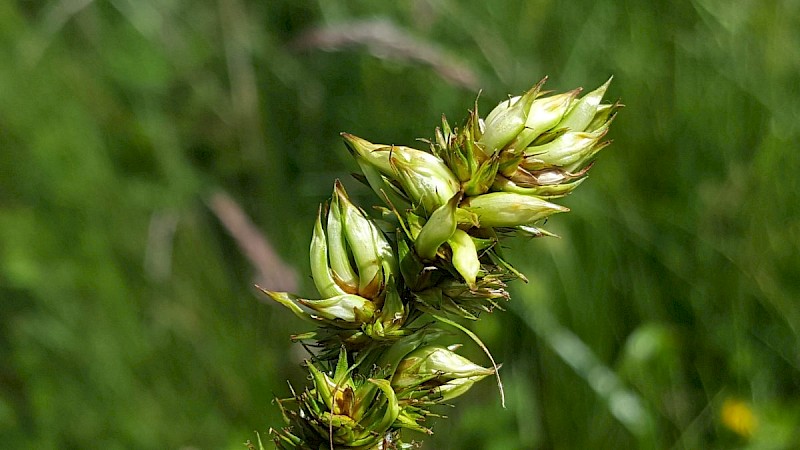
[721,398,758,438]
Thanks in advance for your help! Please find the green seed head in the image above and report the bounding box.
[271,76,621,449]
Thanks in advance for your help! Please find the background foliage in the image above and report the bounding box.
[1,0,799,448]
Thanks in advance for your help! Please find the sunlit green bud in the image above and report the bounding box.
[514,164,592,186]
[523,123,610,171]
[390,154,460,213]
[557,76,612,132]
[461,192,569,228]
[479,81,541,154]
[327,193,359,293]
[309,206,350,298]
[563,141,610,173]
[507,88,581,152]
[448,228,480,289]
[415,192,461,260]
[391,345,494,394]
[437,376,492,402]
[335,181,390,299]
[342,133,460,211]
[299,293,376,323]
[341,132,390,169]
[355,157,412,211]
[259,289,318,326]
[259,290,374,325]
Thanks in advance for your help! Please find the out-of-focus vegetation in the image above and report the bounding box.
[1,0,799,448]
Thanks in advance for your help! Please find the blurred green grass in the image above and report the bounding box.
[1,0,799,448]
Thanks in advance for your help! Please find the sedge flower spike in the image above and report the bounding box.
[258,76,620,448]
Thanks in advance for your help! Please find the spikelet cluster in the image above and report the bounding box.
[261,77,620,449]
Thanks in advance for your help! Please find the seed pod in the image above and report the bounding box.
[506,88,581,153]
[326,193,359,293]
[259,290,375,326]
[390,153,460,213]
[342,133,460,212]
[335,181,390,298]
[461,192,569,228]
[448,228,480,289]
[414,192,461,260]
[309,205,350,298]
[524,123,610,172]
[391,345,495,401]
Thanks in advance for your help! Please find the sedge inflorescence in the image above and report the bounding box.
[260,76,620,449]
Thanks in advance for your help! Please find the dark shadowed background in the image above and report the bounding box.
[1,1,799,448]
